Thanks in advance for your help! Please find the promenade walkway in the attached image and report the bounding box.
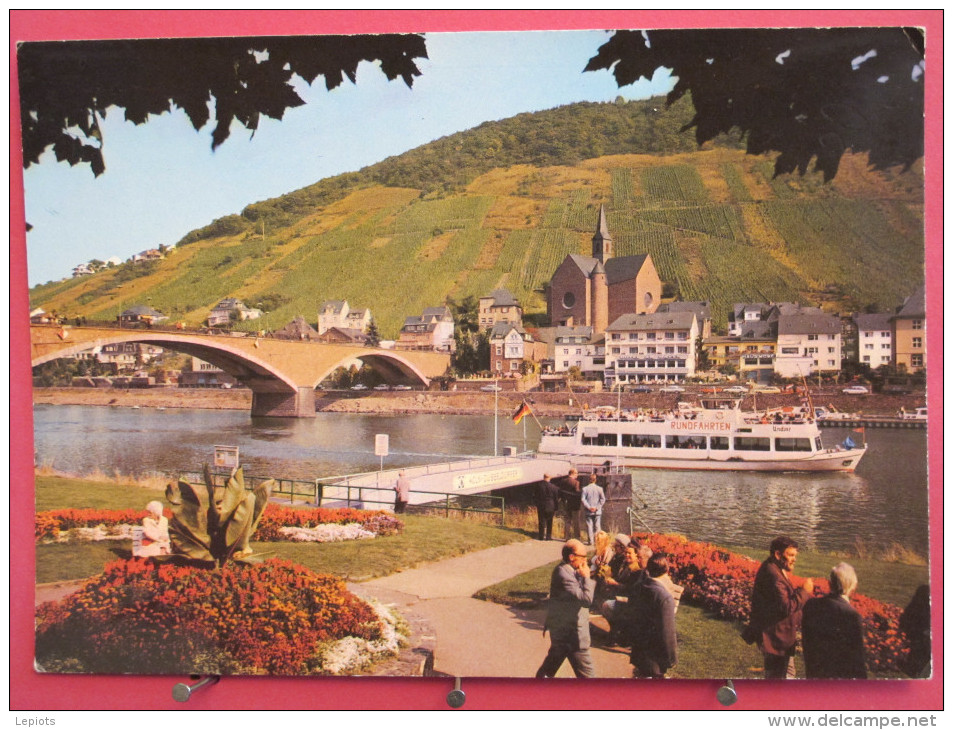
[350,539,635,678]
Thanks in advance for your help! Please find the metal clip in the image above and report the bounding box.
[717,678,738,706]
[446,677,466,708]
[172,675,220,703]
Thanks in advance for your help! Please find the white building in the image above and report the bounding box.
[552,325,605,377]
[318,300,371,335]
[775,313,842,378]
[604,312,698,387]
[853,313,893,369]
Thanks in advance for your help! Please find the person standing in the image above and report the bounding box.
[580,473,606,546]
[629,552,678,678]
[742,535,815,679]
[559,468,582,540]
[801,562,867,678]
[536,539,596,678]
[534,473,560,541]
[393,471,411,514]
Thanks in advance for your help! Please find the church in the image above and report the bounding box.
[547,205,662,334]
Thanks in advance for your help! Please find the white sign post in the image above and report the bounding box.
[213,445,240,471]
[375,434,389,471]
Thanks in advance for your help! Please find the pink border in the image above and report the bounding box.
[10,10,943,710]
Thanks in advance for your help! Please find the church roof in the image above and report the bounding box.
[604,254,650,285]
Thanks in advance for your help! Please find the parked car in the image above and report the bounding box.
[751,385,782,393]
[393,384,412,391]
[373,384,390,391]
[842,385,870,395]
[350,384,368,391]
[480,384,502,392]
[628,385,653,393]
[658,385,685,393]
[724,385,749,394]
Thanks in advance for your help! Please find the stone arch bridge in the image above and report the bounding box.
[30,325,450,417]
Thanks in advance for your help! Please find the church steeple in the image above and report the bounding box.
[592,205,613,263]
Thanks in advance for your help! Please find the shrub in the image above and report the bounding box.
[631,532,909,674]
[35,504,402,543]
[254,504,403,541]
[35,558,382,675]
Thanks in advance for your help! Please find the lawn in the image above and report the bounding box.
[34,475,532,584]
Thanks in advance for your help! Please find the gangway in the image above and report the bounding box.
[315,453,576,510]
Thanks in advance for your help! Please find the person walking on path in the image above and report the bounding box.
[742,535,815,679]
[580,473,606,546]
[534,474,561,541]
[801,562,867,679]
[394,471,411,514]
[536,539,596,678]
[629,552,678,678]
[558,469,582,540]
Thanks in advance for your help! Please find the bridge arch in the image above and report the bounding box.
[30,326,449,417]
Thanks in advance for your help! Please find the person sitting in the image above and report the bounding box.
[137,500,171,557]
[601,541,650,645]
[590,530,615,608]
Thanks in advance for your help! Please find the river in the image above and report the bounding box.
[32,404,930,555]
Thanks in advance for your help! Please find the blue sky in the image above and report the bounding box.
[21,30,673,286]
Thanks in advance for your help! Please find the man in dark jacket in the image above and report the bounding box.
[802,562,867,678]
[536,539,596,678]
[629,552,678,678]
[742,535,815,679]
[534,474,561,541]
[558,468,582,540]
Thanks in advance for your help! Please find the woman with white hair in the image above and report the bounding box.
[801,562,867,678]
[138,500,171,557]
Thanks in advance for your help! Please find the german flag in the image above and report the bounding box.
[512,401,532,425]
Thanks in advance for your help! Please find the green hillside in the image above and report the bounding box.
[30,96,924,337]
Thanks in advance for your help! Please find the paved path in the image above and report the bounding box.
[350,539,635,679]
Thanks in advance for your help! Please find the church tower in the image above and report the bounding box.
[592,204,613,263]
[590,260,608,334]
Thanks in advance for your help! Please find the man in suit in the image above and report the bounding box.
[802,562,867,678]
[742,535,815,679]
[558,468,582,540]
[629,552,678,678]
[534,474,561,541]
[536,539,596,678]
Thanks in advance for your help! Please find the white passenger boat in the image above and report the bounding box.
[537,396,866,472]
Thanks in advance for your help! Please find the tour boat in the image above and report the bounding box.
[537,396,867,472]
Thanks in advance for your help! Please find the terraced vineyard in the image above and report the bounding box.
[31,101,924,338]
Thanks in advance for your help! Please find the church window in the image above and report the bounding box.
[562,292,576,309]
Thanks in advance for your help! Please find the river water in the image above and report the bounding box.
[32,404,930,555]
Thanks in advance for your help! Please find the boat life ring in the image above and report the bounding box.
[714,411,725,420]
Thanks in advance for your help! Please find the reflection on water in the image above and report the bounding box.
[32,405,928,554]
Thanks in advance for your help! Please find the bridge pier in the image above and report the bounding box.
[250,387,316,418]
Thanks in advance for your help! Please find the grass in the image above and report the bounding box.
[35,474,532,584]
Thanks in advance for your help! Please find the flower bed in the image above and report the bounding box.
[35,558,403,675]
[632,532,908,674]
[35,503,403,544]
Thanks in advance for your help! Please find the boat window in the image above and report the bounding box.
[815,437,823,451]
[665,435,705,449]
[582,432,618,447]
[621,433,660,448]
[734,436,771,451]
[775,437,813,452]
[710,436,730,450]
